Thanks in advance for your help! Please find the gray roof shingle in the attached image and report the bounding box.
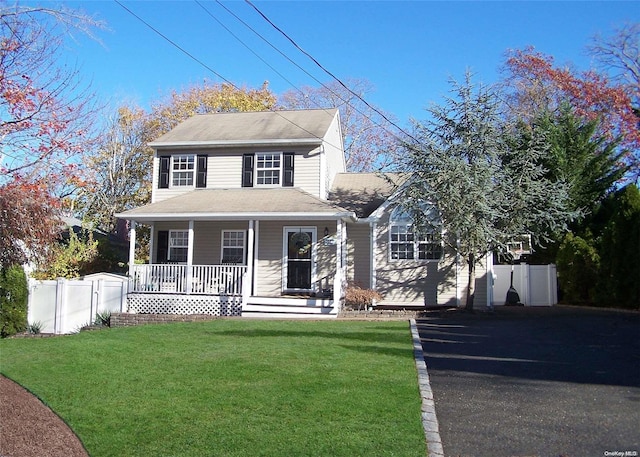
[149,109,339,147]
[328,173,407,218]
[117,187,353,221]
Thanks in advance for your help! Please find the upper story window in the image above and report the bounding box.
[389,205,442,261]
[158,154,207,189]
[243,152,294,188]
[256,153,281,185]
[172,155,195,186]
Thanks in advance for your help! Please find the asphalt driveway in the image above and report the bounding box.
[416,305,640,457]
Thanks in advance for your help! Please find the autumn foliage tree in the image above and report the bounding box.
[501,47,638,177]
[146,80,277,141]
[77,105,152,233]
[0,180,60,268]
[0,3,102,267]
[281,79,401,172]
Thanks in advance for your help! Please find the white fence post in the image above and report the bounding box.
[26,276,129,335]
[55,278,65,334]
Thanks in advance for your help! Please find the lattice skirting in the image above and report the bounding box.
[127,293,242,316]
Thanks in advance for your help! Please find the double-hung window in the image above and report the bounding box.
[242,152,294,187]
[169,230,189,262]
[172,155,195,187]
[256,153,281,185]
[389,205,442,261]
[221,231,246,264]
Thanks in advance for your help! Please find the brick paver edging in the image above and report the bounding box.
[410,319,444,457]
[110,313,222,327]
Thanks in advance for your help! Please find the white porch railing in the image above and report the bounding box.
[129,264,247,295]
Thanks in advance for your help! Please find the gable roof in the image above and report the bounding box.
[116,187,354,222]
[328,173,408,218]
[149,109,339,148]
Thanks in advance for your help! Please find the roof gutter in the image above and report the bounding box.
[115,211,356,222]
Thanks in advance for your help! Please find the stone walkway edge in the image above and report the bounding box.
[410,318,445,457]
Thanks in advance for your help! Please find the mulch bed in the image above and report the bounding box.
[0,375,88,457]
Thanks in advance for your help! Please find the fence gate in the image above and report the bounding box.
[28,278,128,334]
[491,264,558,307]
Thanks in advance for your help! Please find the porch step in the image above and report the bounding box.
[242,297,337,319]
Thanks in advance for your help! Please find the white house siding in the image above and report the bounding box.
[455,255,489,308]
[346,223,371,288]
[255,221,283,297]
[372,210,460,307]
[322,115,346,199]
[152,146,323,203]
[151,221,254,265]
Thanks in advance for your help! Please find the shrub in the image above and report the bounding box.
[0,265,29,338]
[344,284,382,310]
[556,232,600,304]
[94,310,111,327]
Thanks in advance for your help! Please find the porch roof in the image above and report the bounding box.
[329,172,408,218]
[149,109,338,148]
[116,188,355,222]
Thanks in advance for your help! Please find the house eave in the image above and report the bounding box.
[149,138,323,149]
[115,211,355,222]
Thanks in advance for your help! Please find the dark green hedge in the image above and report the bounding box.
[0,264,28,337]
[557,184,640,310]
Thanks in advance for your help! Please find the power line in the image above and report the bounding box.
[113,0,345,152]
[243,0,418,144]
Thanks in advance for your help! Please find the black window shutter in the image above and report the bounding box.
[159,156,170,189]
[196,154,207,188]
[283,152,294,187]
[242,154,254,187]
[157,231,169,263]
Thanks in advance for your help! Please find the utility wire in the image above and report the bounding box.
[243,0,418,144]
[113,0,344,152]
[210,0,397,138]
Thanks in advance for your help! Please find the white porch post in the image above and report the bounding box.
[370,221,377,291]
[253,220,259,296]
[333,219,344,305]
[128,220,137,271]
[247,220,255,297]
[186,220,194,294]
[148,223,155,264]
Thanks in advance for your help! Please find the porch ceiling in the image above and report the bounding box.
[116,188,355,222]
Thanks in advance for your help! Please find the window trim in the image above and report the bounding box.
[388,206,442,262]
[170,154,196,188]
[168,230,189,263]
[220,230,246,265]
[254,152,282,187]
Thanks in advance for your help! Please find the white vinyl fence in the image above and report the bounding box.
[492,264,558,307]
[28,277,128,334]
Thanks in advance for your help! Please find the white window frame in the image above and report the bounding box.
[389,206,442,262]
[169,230,189,263]
[255,152,282,186]
[221,230,246,265]
[171,154,195,187]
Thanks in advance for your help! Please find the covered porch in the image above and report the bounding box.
[117,189,354,318]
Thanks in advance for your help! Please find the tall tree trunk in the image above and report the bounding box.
[465,253,476,311]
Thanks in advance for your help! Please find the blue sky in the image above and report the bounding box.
[64,1,638,129]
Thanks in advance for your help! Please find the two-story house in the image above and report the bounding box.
[116,108,490,317]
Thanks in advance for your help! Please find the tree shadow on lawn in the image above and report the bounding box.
[416,306,640,388]
[205,324,414,348]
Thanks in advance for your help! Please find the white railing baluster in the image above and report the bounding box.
[129,264,246,296]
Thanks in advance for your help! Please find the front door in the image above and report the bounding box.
[284,227,316,292]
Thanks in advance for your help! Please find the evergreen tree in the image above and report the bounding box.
[401,73,577,310]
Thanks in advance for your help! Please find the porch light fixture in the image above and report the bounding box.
[324,227,329,237]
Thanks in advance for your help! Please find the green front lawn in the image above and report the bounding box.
[0,319,426,457]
